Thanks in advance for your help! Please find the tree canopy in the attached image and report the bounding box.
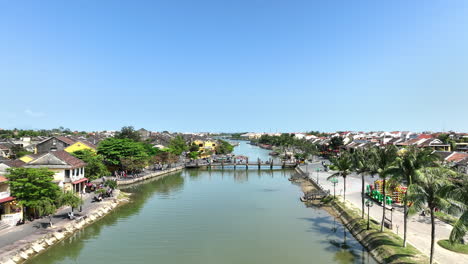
[97,138,149,167]
[215,140,234,154]
[168,135,188,155]
[6,168,61,210]
[115,126,142,142]
[71,149,109,180]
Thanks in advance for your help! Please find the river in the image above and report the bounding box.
[29,140,376,264]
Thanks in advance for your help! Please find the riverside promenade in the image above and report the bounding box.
[300,161,468,264]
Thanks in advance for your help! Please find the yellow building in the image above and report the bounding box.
[19,154,35,163]
[64,141,97,153]
[192,140,217,158]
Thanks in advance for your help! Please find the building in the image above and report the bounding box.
[0,176,23,227]
[23,151,87,192]
[0,143,13,158]
[35,136,96,154]
[64,140,97,153]
[35,136,77,153]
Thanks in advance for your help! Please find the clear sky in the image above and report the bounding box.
[1,0,467,133]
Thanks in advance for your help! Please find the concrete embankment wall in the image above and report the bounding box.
[294,166,384,264]
[116,166,183,186]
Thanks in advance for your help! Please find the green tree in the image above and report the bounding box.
[153,151,179,167]
[58,191,83,213]
[351,149,372,219]
[10,145,32,159]
[6,168,61,218]
[36,199,57,227]
[330,136,344,150]
[120,156,148,172]
[407,167,456,264]
[189,151,199,160]
[388,146,438,247]
[368,146,398,232]
[215,140,234,154]
[97,138,149,168]
[328,151,354,202]
[71,149,109,180]
[168,135,188,156]
[115,126,142,142]
[189,143,200,152]
[448,178,468,244]
[104,179,118,190]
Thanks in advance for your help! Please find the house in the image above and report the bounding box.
[35,136,77,153]
[454,158,468,174]
[397,138,450,151]
[35,136,96,154]
[0,175,23,227]
[0,159,26,175]
[23,151,87,192]
[64,140,96,153]
[0,143,13,158]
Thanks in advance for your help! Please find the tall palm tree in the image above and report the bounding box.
[328,151,353,202]
[351,148,372,218]
[370,145,398,232]
[388,146,438,247]
[407,167,456,264]
[448,178,468,244]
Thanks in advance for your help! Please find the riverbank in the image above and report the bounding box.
[295,167,429,264]
[0,191,129,264]
[0,166,185,264]
[116,166,184,186]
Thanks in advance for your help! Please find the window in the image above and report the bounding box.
[81,167,83,174]
[52,139,56,145]
[65,170,70,178]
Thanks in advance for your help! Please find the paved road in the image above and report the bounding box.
[0,192,104,250]
[301,161,468,264]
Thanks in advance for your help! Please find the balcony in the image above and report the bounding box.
[0,191,11,200]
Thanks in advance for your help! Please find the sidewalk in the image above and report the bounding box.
[301,162,468,264]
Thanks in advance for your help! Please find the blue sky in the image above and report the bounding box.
[1,0,467,132]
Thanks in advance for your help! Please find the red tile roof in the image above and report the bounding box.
[55,136,77,145]
[0,175,8,183]
[446,152,468,163]
[52,151,86,168]
[1,159,26,167]
[418,134,433,139]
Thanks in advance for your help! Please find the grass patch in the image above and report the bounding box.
[438,240,468,254]
[332,199,429,264]
[434,211,457,226]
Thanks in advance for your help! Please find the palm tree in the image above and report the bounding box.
[448,178,468,244]
[328,151,353,202]
[351,149,372,218]
[371,145,398,232]
[388,146,438,247]
[407,167,456,264]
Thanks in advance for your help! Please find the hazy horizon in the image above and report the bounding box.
[1,0,467,132]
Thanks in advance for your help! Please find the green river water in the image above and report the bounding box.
[29,141,376,264]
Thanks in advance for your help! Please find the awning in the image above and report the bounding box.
[0,196,14,204]
[72,178,88,184]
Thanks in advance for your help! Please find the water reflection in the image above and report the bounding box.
[29,142,376,264]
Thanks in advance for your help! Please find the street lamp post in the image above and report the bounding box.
[365,199,374,230]
[330,177,338,198]
[316,168,321,184]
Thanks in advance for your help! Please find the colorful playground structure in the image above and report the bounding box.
[366,180,407,206]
